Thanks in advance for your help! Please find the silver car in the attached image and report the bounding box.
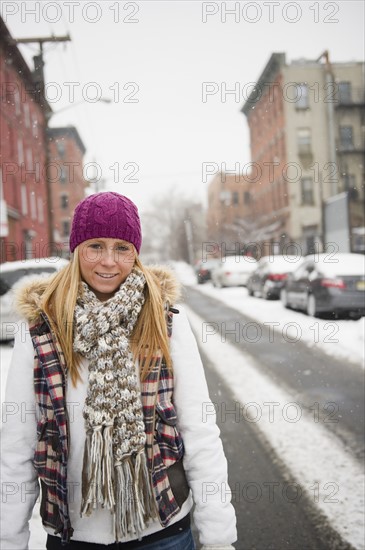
[281,253,365,319]
[211,255,258,288]
[0,257,69,341]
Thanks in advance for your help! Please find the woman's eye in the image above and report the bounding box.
[116,245,129,252]
[89,243,102,249]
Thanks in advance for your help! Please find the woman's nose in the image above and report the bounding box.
[100,249,117,265]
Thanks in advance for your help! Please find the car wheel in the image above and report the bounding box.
[307,294,318,317]
[348,311,362,321]
[248,287,254,296]
[281,289,289,308]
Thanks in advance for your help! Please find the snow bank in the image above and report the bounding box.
[183,278,365,368]
[168,260,197,286]
[186,305,365,550]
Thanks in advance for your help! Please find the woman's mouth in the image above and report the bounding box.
[95,273,118,279]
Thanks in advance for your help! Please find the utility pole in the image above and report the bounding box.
[316,50,337,196]
[13,34,71,255]
[184,215,195,265]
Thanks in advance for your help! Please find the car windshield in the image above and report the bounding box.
[0,267,56,296]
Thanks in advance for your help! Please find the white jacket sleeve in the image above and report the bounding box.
[0,322,39,550]
[170,306,237,547]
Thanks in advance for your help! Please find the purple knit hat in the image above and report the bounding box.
[69,192,142,253]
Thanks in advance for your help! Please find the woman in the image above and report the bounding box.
[1,192,237,549]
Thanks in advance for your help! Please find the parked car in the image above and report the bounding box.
[247,255,303,299]
[195,259,220,284]
[280,253,365,318]
[211,255,257,287]
[0,257,69,341]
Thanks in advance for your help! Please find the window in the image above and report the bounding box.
[244,191,251,204]
[60,167,67,183]
[293,263,310,280]
[30,192,36,220]
[62,220,70,236]
[339,126,353,149]
[24,103,31,128]
[297,128,311,155]
[23,230,33,259]
[343,173,356,191]
[21,184,28,215]
[60,195,69,209]
[296,84,309,109]
[17,138,24,164]
[301,177,314,205]
[343,174,359,200]
[37,197,44,223]
[26,148,33,170]
[302,227,318,255]
[338,81,351,104]
[32,115,39,138]
[8,125,14,157]
[57,140,66,157]
[14,87,21,116]
[220,191,231,205]
[232,191,239,205]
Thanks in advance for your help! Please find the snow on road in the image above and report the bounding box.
[170,261,365,368]
[170,261,365,549]
[185,304,365,550]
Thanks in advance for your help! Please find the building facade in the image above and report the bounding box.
[47,126,87,256]
[241,52,365,255]
[207,172,255,255]
[0,18,50,262]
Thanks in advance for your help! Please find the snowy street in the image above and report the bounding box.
[1,263,364,549]
[175,262,364,549]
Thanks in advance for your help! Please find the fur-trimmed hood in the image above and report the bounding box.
[15,265,181,324]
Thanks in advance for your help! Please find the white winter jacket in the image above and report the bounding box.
[0,303,236,549]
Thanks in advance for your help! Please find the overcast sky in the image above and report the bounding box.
[2,1,364,213]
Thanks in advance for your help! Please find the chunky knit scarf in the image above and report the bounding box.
[73,267,157,540]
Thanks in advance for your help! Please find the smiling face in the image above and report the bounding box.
[78,238,136,301]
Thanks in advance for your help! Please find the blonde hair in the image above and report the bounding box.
[40,249,172,386]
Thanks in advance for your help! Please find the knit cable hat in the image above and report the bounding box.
[69,192,142,253]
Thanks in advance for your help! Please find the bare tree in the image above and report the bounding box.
[140,187,205,264]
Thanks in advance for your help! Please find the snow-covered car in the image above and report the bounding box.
[211,255,258,287]
[195,259,220,284]
[247,255,303,299]
[280,253,365,318]
[0,257,69,341]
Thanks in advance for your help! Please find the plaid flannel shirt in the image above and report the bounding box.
[30,308,185,544]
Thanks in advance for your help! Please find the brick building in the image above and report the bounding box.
[0,18,51,262]
[47,126,87,256]
[207,172,254,254]
[241,52,365,255]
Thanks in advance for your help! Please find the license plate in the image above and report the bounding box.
[356,280,365,291]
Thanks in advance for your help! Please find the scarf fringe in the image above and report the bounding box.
[81,428,156,539]
[81,425,115,515]
[102,425,115,510]
[115,450,157,541]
